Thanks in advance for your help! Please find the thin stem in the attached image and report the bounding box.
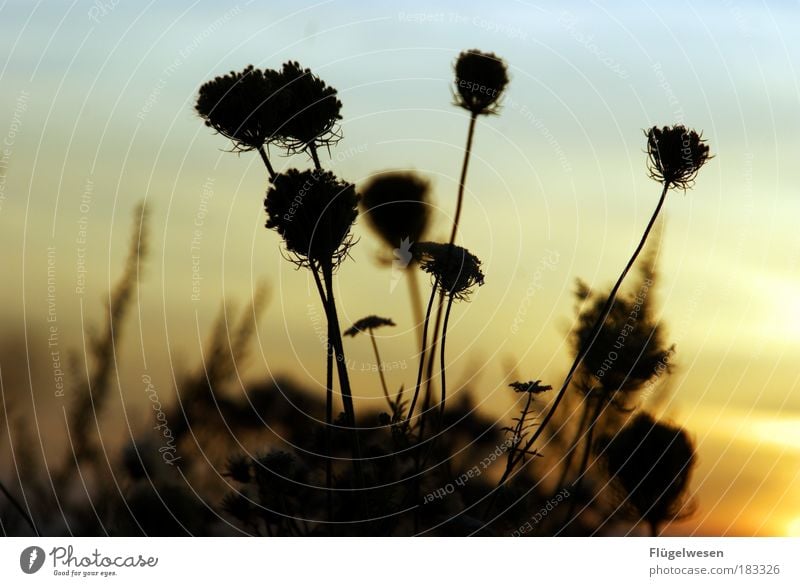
[448,112,478,247]
[256,145,276,180]
[419,112,478,436]
[0,479,38,535]
[496,183,669,489]
[309,142,323,171]
[310,265,334,524]
[369,330,392,409]
[439,294,455,418]
[406,281,438,424]
[406,266,424,354]
[321,263,363,487]
[418,291,444,442]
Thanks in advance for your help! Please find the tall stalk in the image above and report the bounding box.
[368,329,391,408]
[494,183,670,490]
[320,262,363,487]
[439,294,456,418]
[310,265,334,522]
[406,281,438,423]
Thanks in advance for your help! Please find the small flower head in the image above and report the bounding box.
[275,61,342,153]
[360,172,432,250]
[509,380,552,394]
[602,413,696,530]
[414,242,485,300]
[195,65,282,152]
[264,169,358,269]
[453,49,509,115]
[344,315,396,337]
[646,125,711,189]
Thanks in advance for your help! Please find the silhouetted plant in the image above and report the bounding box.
[601,413,696,535]
[406,243,484,423]
[496,125,710,495]
[196,65,283,178]
[345,315,396,409]
[264,168,362,486]
[646,126,711,189]
[275,61,342,167]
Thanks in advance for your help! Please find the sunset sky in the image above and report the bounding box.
[0,0,798,536]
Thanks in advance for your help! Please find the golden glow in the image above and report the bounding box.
[749,418,800,451]
[787,518,800,537]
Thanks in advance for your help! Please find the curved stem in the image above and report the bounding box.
[369,330,391,408]
[439,294,455,418]
[256,145,276,180]
[406,282,438,424]
[497,183,669,488]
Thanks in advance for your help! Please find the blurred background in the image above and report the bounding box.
[0,0,798,535]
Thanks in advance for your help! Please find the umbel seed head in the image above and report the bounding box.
[344,316,396,337]
[360,172,431,250]
[264,169,358,269]
[414,242,485,300]
[454,49,509,115]
[276,61,342,153]
[646,125,711,189]
[195,65,283,152]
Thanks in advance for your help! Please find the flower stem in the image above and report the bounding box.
[309,142,323,171]
[439,294,455,418]
[448,112,478,247]
[310,265,334,523]
[369,330,392,409]
[494,183,670,493]
[256,145,276,180]
[421,110,478,428]
[321,263,363,488]
[407,265,424,354]
[406,281,438,424]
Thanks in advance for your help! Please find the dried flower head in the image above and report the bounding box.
[414,242,485,300]
[360,172,431,250]
[344,315,396,337]
[646,125,711,189]
[509,380,552,394]
[602,413,696,531]
[196,65,283,152]
[264,169,358,269]
[453,49,509,115]
[275,61,342,153]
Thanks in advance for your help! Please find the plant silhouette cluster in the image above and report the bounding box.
[0,50,713,538]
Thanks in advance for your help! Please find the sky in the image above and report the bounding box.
[0,0,798,536]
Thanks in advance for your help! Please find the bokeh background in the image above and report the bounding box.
[0,0,798,535]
